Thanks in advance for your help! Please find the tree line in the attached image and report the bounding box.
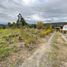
[0,13,52,29]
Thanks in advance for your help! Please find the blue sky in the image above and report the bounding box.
[0,0,67,24]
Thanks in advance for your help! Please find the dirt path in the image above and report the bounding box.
[39,32,67,67]
[20,32,67,67]
[60,33,67,42]
[19,32,56,67]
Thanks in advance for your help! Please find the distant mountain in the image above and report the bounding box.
[0,24,6,26]
[45,22,67,27]
[0,24,6,28]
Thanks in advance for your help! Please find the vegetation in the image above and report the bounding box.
[0,29,37,59]
[16,13,28,28]
[36,21,45,29]
[39,29,52,37]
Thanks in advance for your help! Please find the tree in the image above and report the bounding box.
[36,21,44,29]
[16,13,28,28]
[12,22,16,28]
[8,22,12,27]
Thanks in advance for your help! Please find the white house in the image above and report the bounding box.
[62,25,67,33]
[63,25,67,31]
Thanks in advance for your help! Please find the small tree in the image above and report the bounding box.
[36,21,44,29]
[12,22,16,28]
[8,22,12,27]
[16,13,28,28]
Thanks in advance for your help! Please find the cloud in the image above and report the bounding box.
[0,0,67,24]
[29,14,45,21]
[22,0,36,6]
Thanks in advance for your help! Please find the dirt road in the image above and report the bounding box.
[20,32,67,67]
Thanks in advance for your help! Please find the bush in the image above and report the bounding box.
[39,29,52,37]
[36,21,45,29]
[0,47,10,60]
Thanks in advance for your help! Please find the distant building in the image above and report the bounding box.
[62,25,67,33]
[63,25,67,30]
[45,22,67,31]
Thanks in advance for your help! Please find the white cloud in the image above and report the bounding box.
[31,14,44,21]
[22,0,36,6]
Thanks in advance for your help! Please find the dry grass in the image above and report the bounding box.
[47,32,67,67]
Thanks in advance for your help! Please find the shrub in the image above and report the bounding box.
[36,21,45,29]
[0,47,10,61]
[39,29,52,37]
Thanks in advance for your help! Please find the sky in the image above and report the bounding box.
[0,0,67,24]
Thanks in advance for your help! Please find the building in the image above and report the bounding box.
[62,25,67,33]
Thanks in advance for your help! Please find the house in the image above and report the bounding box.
[62,25,67,33]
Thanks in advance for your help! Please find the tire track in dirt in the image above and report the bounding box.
[39,32,67,67]
[60,33,67,42]
[19,32,56,67]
